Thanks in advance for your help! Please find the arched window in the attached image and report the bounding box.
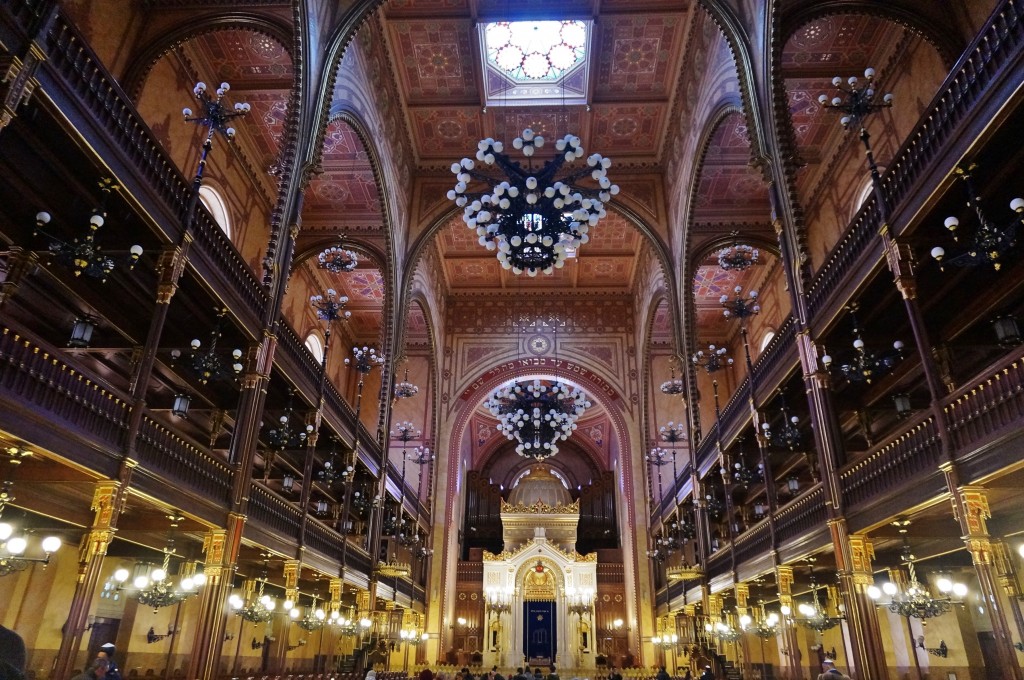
[198,186,232,238]
[759,330,776,353]
[304,333,324,364]
[851,180,875,221]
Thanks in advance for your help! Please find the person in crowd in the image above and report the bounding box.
[420,667,434,680]
[0,626,26,675]
[607,666,622,680]
[533,668,543,680]
[364,662,377,680]
[816,659,851,680]
[656,666,671,680]
[97,643,122,680]
[72,658,110,680]
[492,665,505,680]
[699,665,715,680]
[513,667,528,680]
[546,665,558,680]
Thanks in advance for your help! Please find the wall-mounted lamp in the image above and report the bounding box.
[992,316,1022,347]
[893,393,912,420]
[68,317,96,348]
[146,626,176,644]
[916,637,948,657]
[786,476,800,495]
[171,394,191,419]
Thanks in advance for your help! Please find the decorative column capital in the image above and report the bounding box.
[956,486,992,536]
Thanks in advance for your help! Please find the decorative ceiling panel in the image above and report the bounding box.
[405,304,430,342]
[335,269,387,303]
[489,108,585,142]
[437,216,482,255]
[386,19,479,103]
[785,79,835,151]
[385,0,469,17]
[692,265,739,298]
[782,15,897,73]
[198,30,293,83]
[589,103,666,156]
[704,112,752,162]
[445,258,506,288]
[592,13,685,100]
[584,212,641,253]
[476,0,592,15]
[243,91,289,162]
[408,107,485,157]
[304,170,383,220]
[692,166,770,216]
[322,118,371,163]
[575,257,636,287]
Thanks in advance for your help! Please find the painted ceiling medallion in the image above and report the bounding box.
[447,129,620,276]
[485,379,590,460]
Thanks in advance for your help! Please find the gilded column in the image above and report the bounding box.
[954,487,1022,679]
[52,481,124,680]
[992,540,1024,644]
[775,566,801,680]
[268,559,302,671]
[839,534,887,679]
[734,583,752,678]
[185,522,240,680]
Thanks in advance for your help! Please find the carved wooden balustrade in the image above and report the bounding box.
[805,0,1024,324]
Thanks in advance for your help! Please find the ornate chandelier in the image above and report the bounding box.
[717,232,759,271]
[868,529,967,619]
[485,379,590,460]
[795,573,843,632]
[394,367,419,400]
[115,551,205,613]
[692,343,733,373]
[33,178,144,282]
[295,597,327,632]
[930,164,1023,271]
[447,129,620,276]
[762,392,802,451]
[745,611,780,639]
[660,364,685,395]
[230,578,277,624]
[318,237,359,273]
[170,308,243,385]
[821,304,904,384]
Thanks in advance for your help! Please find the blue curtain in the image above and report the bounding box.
[523,601,557,664]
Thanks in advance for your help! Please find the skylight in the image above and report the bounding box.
[485,20,587,82]
[479,19,592,106]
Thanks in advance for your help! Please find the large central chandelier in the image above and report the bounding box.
[485,379,590,459]
[447,129,619,276]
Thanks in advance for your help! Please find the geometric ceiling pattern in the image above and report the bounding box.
[186,30,292,172]
[382,0,692,166]
[434,208,645,295]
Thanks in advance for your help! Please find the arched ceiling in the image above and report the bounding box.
[184,29,293,171]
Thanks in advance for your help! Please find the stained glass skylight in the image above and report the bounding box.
[479,20,592,106]
[484,20,587,82]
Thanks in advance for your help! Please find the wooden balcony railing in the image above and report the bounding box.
[248,483,304,540]
[805,0,1024,322]
[38,14,269,325]
[135,415,232,502]
[839,412,941,510]
[944,352,1024,452]
[0,325,129,451]
[773,485,827,546]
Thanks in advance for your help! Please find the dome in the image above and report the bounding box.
[507,466,573,507]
